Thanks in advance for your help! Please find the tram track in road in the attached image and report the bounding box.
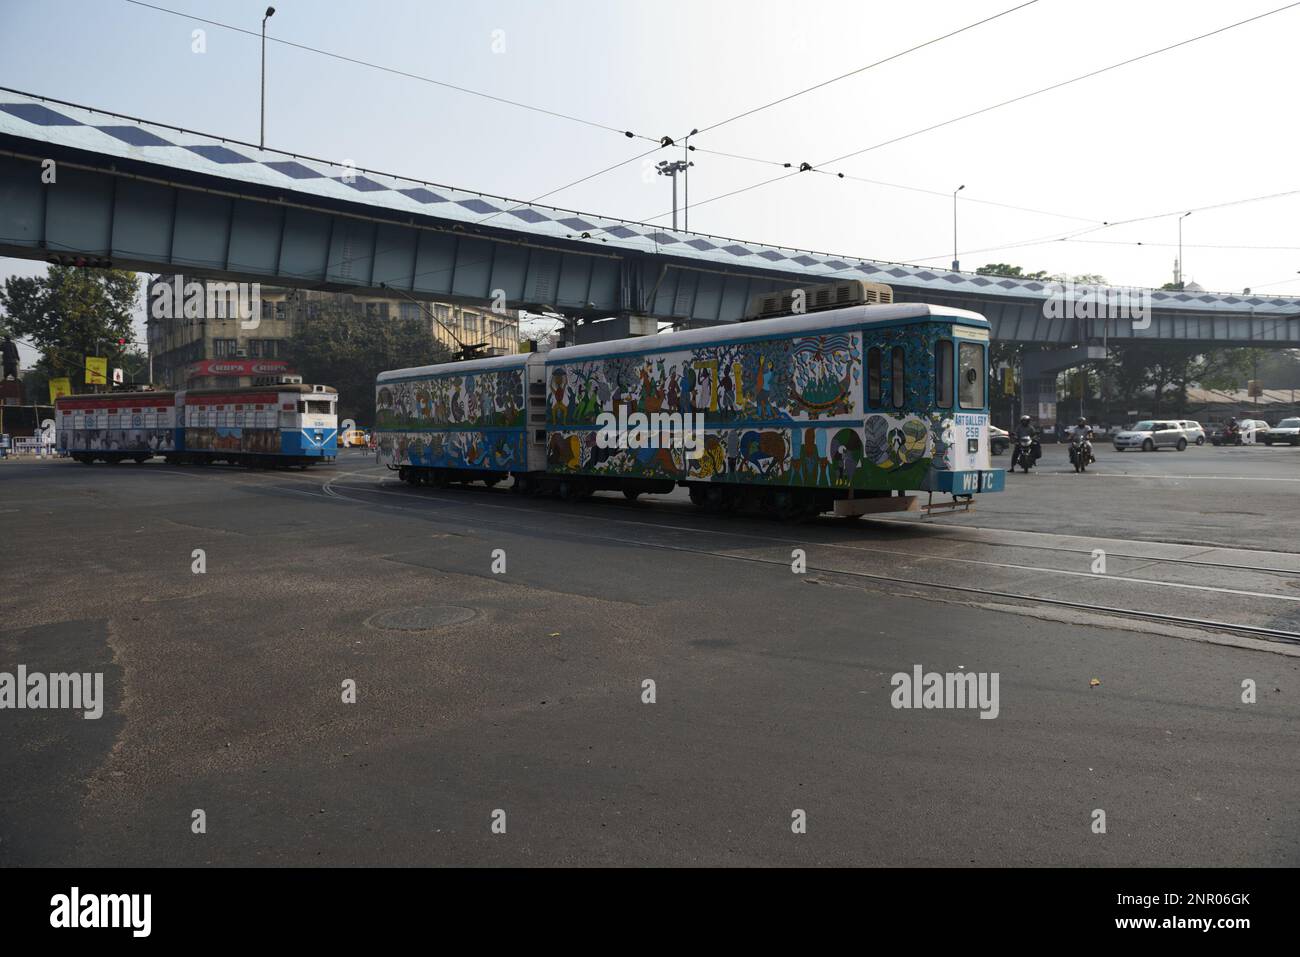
[864,518,1300,578]
[313,474,1300,650]
[57,458,1300,579]
[37,460,1300,647]
[134,461,1300,592]
[318,469,1300,585]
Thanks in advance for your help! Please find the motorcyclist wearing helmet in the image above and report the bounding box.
[1012,414,1041,469]
[1073,417,1095,464]
[1014,414,1036,441]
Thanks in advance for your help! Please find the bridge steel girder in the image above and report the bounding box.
[1,146,1297,346]
[884,290,1300,348]
[0,149,640,318]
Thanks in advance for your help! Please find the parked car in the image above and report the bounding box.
[1263,417,1300,446]
[990,425,1010,455]
[1112,420,1189,451]
[1176,420,1206,445]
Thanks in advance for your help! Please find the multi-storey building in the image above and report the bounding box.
[146,276,520,389]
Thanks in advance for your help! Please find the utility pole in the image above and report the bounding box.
[952,184,965,271]
[683,129,697,231]
[1177,211,1192,289]
[260,7,276,150]
[656,159,691,231]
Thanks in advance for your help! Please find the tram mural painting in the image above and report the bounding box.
[548,332,860,428]
[376,364,526,471]
[543,325,954,491]
[376,298,1005,516]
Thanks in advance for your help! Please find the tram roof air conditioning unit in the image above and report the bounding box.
[743,279,893,321]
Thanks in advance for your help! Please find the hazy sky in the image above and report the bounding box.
[3,0,1299,362]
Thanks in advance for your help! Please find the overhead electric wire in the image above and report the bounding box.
[650,1,1300,228]
[499,0,1048,233]
[121,0,656,143]
[474,144,667,228]
[1066,239,1300,252]
[113,0,1090,248]
[901,185,1300,263]
[690,0,1042,138]
[684,143,1100,223]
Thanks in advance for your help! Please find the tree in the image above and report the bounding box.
[975,263,1108,286]
[286,302,452,425]
[975,263,1050,281]
[1068,273,1108,286]
[0,265,139,389]
[1193,348,1258,392]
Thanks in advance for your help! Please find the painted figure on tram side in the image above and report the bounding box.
[719,366,735,414]
[792,428,831,487]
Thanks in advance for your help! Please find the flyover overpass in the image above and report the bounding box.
[2,88,1297,348]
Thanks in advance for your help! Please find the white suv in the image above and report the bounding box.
[1177,420,1206,445]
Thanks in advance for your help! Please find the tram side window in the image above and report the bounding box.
[959,342,985,409]
[867,347,882,406]
[934,340,953,408]
[891,346,906,409]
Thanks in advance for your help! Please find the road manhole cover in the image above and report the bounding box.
[366,605,477,632]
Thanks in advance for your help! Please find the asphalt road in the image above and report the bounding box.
[1,450,1297,867]
[972,441,1300,552]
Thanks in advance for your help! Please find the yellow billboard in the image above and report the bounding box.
[48,377,72,402]
[84,356,107,385]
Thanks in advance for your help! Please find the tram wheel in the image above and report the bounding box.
[558,479,586,502]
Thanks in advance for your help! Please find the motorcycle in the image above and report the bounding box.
[1068,431,1095,472]
[1010,434,1040,473]
[1211,423,1241,446]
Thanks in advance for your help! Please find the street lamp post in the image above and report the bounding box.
[260,7,276,150]
[1177,211,1192,289]
[952,184,965,271]
[656,159,691,231]
[683,128,697,231]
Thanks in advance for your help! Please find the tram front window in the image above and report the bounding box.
[958,342,985,409]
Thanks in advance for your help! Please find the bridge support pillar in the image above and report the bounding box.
[573,315,658,345]
[1019,345,1107,427]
